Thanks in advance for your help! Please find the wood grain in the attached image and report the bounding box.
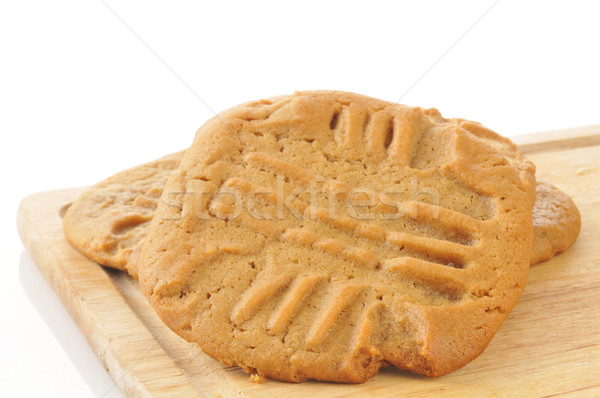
[17,125,600,397]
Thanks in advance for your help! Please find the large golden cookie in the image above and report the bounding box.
[137,91,535,382]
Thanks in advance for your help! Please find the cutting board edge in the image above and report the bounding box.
[17,190,204,398]
[512,123,600,154]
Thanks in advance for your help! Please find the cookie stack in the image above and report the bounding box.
[63,91,580,383]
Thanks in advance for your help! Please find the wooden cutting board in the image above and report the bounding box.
[17,125,600,397]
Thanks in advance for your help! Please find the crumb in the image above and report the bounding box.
[250,373,266,384]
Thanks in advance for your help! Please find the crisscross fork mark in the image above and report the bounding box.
[243,151,486,227]
[268,274,325,335]
[220,174,475,268]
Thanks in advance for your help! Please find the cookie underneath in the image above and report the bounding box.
[62,152,181,278]
[530,181,581,265]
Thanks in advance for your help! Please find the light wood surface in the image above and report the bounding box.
[17,125,600,397]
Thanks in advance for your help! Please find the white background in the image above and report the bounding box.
[1,1,599,396]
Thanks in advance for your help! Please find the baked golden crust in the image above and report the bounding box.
[137,91,535,382]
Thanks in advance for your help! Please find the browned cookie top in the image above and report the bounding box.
[140,91,534,382]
